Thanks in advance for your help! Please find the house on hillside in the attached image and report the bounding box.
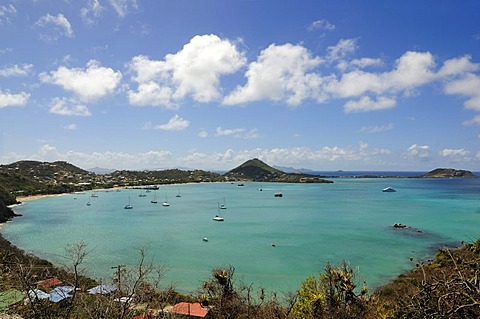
[171,302,211,319]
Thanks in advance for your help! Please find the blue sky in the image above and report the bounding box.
[1,0,480,171]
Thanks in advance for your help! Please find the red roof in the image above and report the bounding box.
[37,277,62,288]
[172,302,210,318]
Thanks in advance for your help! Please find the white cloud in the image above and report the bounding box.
[215,127,245,137]
[0,90,30,108]
[109,0,138,18]
[0,4,16,24]
[81,0,104,25]
[49,97,91,116]
[198,130,208,138]
[404,144,431,161]
[129,82,176,109]
[309,19,335,31]
[34,13,74,41]
[338,58,383,71]
[158,115,190,131]
[128,34,246,107]
[9,145,173,170]
[243,128,259,139]
[440,148,470,162]
[444,73,480,111]
[213,127,259,139]
[438,55,479,77]
[360,123,394,133]
[386,51,436,88]
[344,96,396,113]
[325,51,438,108]
[462,115,480,126]
[327,38,358,62]
[223,43,325,106]
[0,64,33,77]
[64,123,78,130]
[39,60,122,102]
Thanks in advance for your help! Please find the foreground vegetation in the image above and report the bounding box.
[0,231,479,318]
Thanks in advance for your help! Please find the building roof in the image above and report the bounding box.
[37,277,62,288]
[172,302,210,318]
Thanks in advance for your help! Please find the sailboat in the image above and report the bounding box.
[220,197,227,209]
[124,196,133,209]
[151,191,158,204]
[176,189,181,198]
[212,202,224,221]
[162,193,170,207]
[86,200,91,206]
[138,190,147,197]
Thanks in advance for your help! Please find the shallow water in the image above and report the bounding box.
[3,178,480,294]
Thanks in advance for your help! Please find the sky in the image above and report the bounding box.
[1,0,480,172]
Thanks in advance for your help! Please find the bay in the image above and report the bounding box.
[3,177,480,294]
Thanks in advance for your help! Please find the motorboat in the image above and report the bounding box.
[212,215,224,221]
[382,187,396,192]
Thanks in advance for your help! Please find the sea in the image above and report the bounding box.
[3,173,480,295]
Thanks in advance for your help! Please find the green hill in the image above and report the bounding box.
[422,168,477,178]
[224,158,333,183]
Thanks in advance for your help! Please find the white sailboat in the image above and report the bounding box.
[151,191,158,204]
[124,196,133,209]
[162,193,170,207]
[213,202,224,221]
[220,197,227,209]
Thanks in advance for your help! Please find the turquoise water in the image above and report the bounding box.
[3,178,480,294]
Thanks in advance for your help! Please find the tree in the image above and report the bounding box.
[292,261,370,319]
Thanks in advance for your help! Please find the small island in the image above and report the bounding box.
[421,168,477,178]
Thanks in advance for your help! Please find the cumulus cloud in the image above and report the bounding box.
[128,34,245,108]
[0,90,30,108]
[0,64,33,77]
[223,43,325,106]
[157,115,190,131]
[49,97,91,116]
[440,148,470,162]
[33,13,74,41]
[11,144,173,170]
[444,73,480,111]
[122,36,479,115]
[404,144,431,161]
[344,96,396,113]
[39,60,122,102]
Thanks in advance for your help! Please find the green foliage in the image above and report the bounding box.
[292,261,370,319]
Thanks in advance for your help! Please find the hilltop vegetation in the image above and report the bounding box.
[422,168,477,178]
[225,158,333,183]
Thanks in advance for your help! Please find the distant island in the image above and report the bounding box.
[421,168,477,178]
